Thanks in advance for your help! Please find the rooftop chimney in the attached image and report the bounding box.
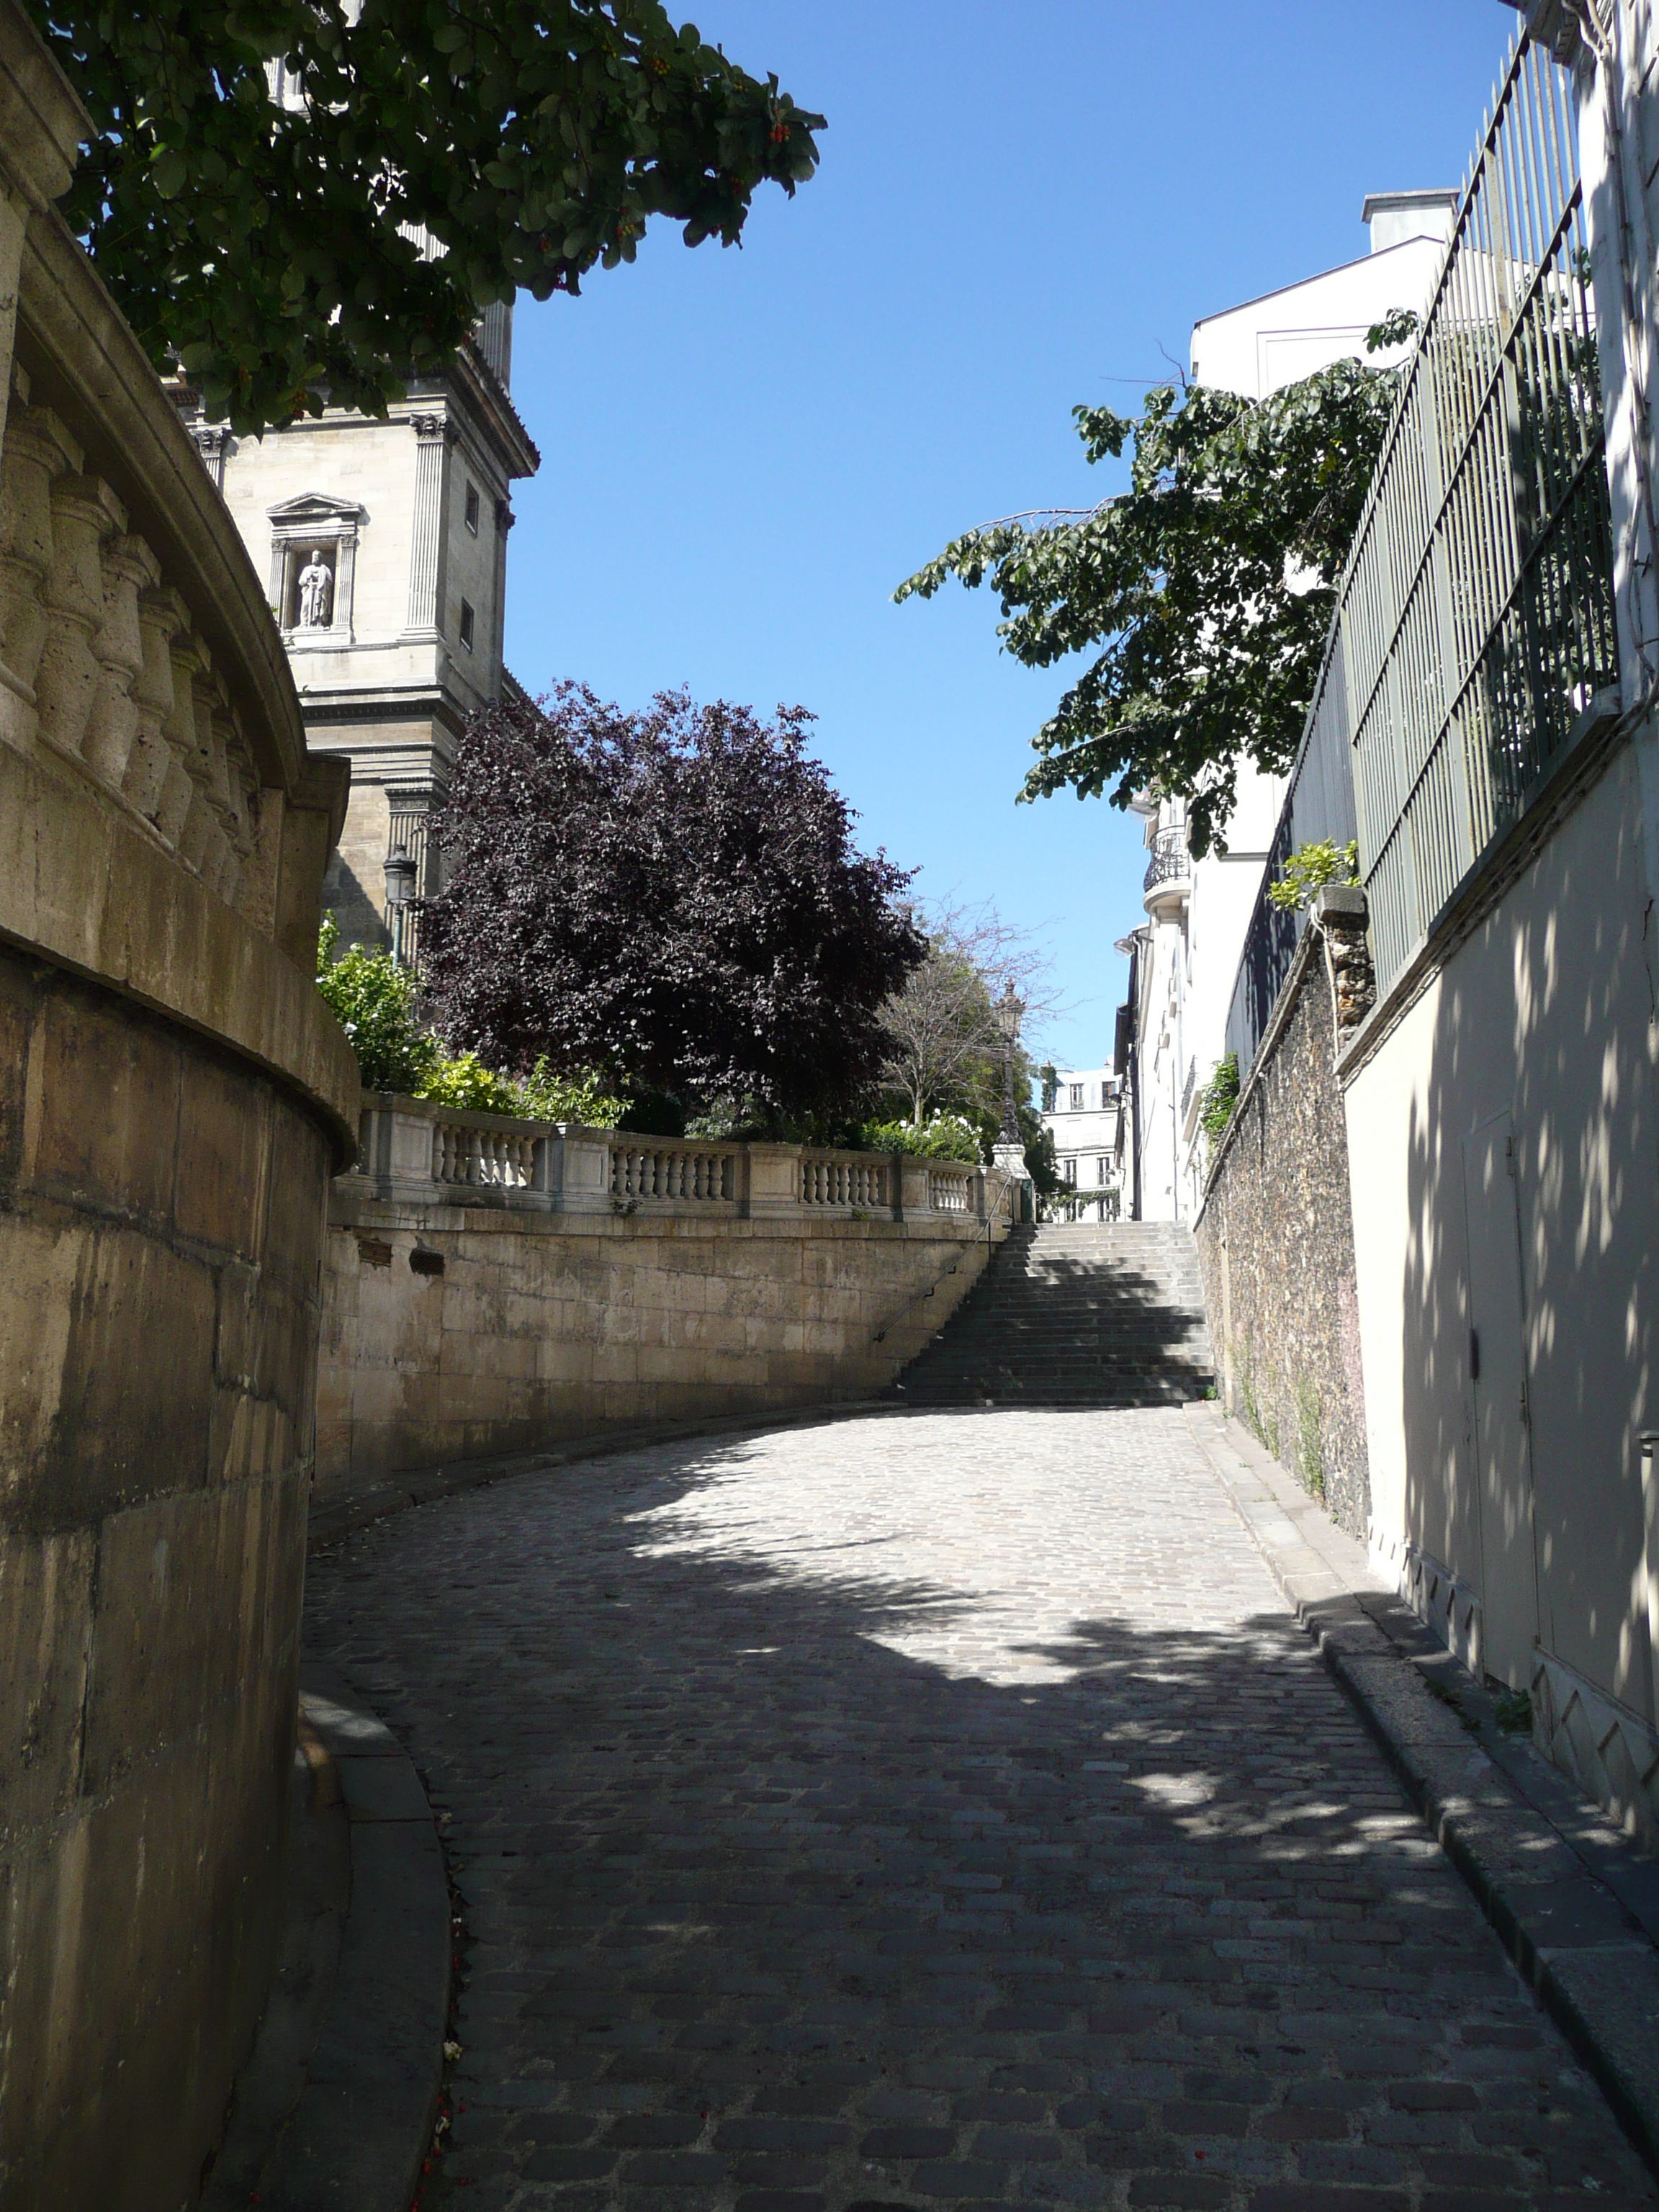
[1361,188,1459,254]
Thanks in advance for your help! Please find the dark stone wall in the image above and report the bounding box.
[1193,927,1371,1540]
[0,951,331,2210]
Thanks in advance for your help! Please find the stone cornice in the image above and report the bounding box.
[452,336,539,479]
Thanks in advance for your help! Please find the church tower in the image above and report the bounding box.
[180,302,539,945]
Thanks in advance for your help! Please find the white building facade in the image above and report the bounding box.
[1118,193,1457,1221]
[1040,1066,1122,1221]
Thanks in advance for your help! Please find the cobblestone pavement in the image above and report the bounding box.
[304,1407,1658,2212]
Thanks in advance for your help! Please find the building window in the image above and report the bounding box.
[458,598,475,652]
[464,480,480,534]
[1101,1082,1111,1108]
[1064,1156,1076,1184]
[1069,1083,1083,1110]
[1096,1156,1106,1184]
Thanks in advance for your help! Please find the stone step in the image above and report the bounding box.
[898,1380,1212,1398]
[891,1220,1213,1409]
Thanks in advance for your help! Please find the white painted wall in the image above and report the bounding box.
[1344,744,1657,1719]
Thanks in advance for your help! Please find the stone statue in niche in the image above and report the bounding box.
[296,547,333,629]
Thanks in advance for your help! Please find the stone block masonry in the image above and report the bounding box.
[0,7,359,2204]
[320,1104,1012,1499]
[1194,889,1375,1540]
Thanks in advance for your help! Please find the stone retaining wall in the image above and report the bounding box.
[0,13,357,2205]
[320,1128,1012,1496]
[1193,889,1374,1541]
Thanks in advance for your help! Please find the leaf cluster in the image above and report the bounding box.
[417,683,927,1119]
[895,325,1414,856]
[1197,1051,1240,1148]
[31,0,822,431]
[1264,838,1359,912]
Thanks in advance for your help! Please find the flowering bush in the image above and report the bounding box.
[858,1113,982,1164]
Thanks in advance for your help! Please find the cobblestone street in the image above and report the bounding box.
[304,1407,1659,2212]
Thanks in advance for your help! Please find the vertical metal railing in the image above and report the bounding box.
[1222,27,1617,1071]
[1352,30,1614,994]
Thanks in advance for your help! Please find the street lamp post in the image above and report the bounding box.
[383,845,417,966]
[992,981,1031,1206]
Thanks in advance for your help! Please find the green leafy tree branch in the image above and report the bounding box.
[894,315,1416,858]
[30,0,823,432]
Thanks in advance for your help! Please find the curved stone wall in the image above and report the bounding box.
[0,10,359,2206]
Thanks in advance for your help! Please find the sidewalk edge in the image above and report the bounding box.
[247,1660,451,2212]
[1182,1401,1659,2182]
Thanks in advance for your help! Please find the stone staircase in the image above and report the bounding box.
[889,1220,1215,1408]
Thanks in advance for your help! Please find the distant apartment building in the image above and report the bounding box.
[1040,1066,1121,1221]
[1116,191,1457,1222]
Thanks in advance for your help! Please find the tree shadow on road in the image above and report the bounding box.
[302,1415,1657,2211]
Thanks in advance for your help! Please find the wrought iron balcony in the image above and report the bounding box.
[1143,827,1191,908]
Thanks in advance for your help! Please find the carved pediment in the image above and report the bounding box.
[267,492,369,531]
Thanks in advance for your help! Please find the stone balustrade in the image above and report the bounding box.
[0,134,350,992]
[346,1093,1003,1226]
[611,1138,739,1208]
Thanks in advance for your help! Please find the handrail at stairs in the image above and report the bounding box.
[871,1167,1015,1346]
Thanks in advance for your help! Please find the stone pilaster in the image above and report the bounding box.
[405,410,450,637]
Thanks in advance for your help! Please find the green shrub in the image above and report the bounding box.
[1265,838,1359,912]
[314,917,439,1095]
[316,921,625,1122]
[516,1058,624,1128]
[1197,1053,1239,1148]
[415,1050,526,1115]
[614,1088,688,1138]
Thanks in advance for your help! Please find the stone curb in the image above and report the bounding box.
[225,1663,452,2211]
[305,1399,932,1553]
[1182,1401,1659,2182]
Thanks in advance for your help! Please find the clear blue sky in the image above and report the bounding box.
[505,3,1519,1072]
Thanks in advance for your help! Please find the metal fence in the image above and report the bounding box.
[1223,629,1360,1072]
[1223,27,1617,1073]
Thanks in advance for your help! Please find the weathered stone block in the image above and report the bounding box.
[1,1215,216,1529]
[0,1524,93,1831]
[28,982,181,1223]
[174,1050,269,1259]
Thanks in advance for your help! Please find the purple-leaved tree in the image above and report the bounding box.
[418,684,927,1120]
